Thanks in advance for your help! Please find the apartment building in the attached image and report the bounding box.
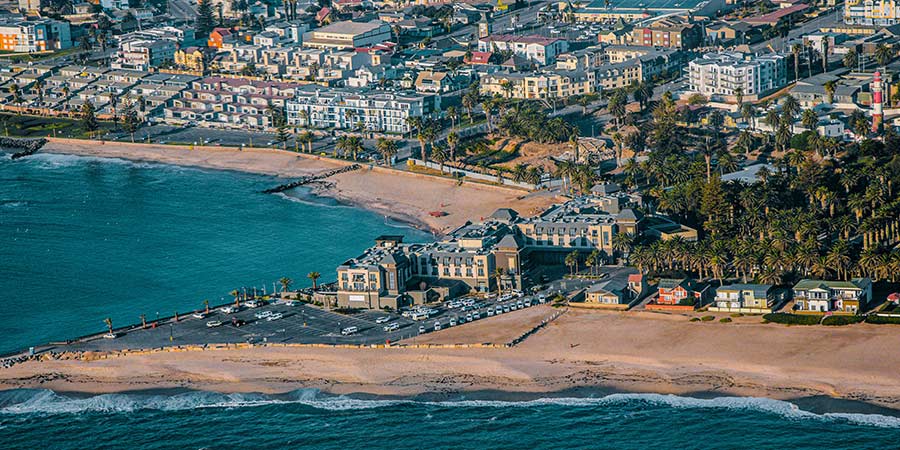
[477,34,569,66]
[285,87,438,133]
[0,17,71,52]
[479,70,598,99]
[113,39,176,71]
[302,20,392,49]
[165,76,303,129]
[688,52,788,101]
[845,0,900,25]
[630,16,703,50]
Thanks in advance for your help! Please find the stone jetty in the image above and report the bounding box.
[262,164,360,194]
[3,137,48,159]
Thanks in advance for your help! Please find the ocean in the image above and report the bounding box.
[1,389,900,449]
[0,152,430,354]
[3,152,900,448]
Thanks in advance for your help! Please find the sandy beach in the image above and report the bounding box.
[3,308,900,411]
[41,139,560,234]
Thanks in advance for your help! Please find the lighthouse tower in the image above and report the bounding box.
[872,71,884,133]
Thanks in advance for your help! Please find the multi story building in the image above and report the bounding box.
[713,284,776,312]
[845,0,900,25]
[656,278,704,306]
[0,17,71,52]
[792,278,872,314]
[479,70,598,100]
[302,20,392,49]
[113,39,176,71]
[631,16,703,50]
[285,87,438,133]
[688,52,788,102]
[477,34,569,66]
[165,77,303,129]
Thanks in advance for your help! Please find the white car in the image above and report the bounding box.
[449,317,457,327]
[245,300,260,308]
[503,305,511,313]
[220,306,239,314]
[192,312,206,319]
[524,299,532,307]
[267,313,283,321]
[434,321,442,331]
[487,309,495,317]
[206,320,223,328]
[255,311,273,319]
[465,313,473,322]
[472,311,480,320]
[383,322,400,332]
[418,325,426,333]
[375,316,390,324]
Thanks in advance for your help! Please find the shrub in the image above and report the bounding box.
[690,317,701,322]
[720,317,732,323]
[762,313,822,325]
[865,315,900,325]
[822,315,864,326]
[700,315,715,322]
[730,313,744,318]
[677,298,696,306]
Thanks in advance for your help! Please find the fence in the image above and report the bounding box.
[409,158,564,191]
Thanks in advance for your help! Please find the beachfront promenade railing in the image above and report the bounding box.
[409,159,564,191]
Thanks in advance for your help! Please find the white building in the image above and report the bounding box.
[302,20,392,50]
[688,52,788,101]
[477,34,569,66]
[112,39,176,71]
[286,88,438,134]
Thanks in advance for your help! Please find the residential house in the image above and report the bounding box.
[656,278,704,306]
[477,34,569,66]
[792,278,872,314]
[713,284,776,312]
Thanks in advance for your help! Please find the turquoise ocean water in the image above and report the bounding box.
[2,152,899,448]
[0,152,430,354]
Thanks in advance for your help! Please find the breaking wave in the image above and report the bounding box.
[1,389,898,428]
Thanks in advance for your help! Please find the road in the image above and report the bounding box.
[168,0,196,21]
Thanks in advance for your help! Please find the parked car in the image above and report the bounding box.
[231,318,246,327]
[449,317,457,327]
[434,321,441,331]
[255,311,273,319]
[375,316,390,324]
[206,320,223,328]
[472,311,480,320]
[267,313,284,321]
[341,326,358,336]
[192,312,206,319]
[245,300,260,308]
[383,322,400,332]
[220,306,239,314]
[418,325,426,333]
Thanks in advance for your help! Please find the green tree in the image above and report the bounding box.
[195,0,217,36]
[375,137,399,165]
[122,106,140,143]
[279,277,293,293]
[843,48,858,70]
[81,101,99,138]
[307,271,321,290]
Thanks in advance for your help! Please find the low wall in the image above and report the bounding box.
[707,306,772,314]
[409,158,538,191]
[645,303,696,312]
[569,302,628,310]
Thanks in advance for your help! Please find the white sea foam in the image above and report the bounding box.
[273,191,345,209]
[26,152,195,173]
[1,389,898,428]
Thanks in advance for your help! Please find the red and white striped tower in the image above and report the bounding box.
[872,71,884,133]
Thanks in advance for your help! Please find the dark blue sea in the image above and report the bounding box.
[1,389,900,449]
[2,152,900,448]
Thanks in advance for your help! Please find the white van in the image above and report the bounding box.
[341,326,358,336]
[411,311,430,321]
[434,321,442,331]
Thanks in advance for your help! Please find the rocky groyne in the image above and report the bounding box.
[262,164,361,194]
[2,137,47,159]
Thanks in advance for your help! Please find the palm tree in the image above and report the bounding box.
[494,267,506,295]
[462,91,477,123]
[298,110,310,128]
[512,163,528,183]
[565,251,579,275]
[824,80,836,104]
[481,99,494,132]
[298,131,314,153]
[446,105,458,129]
[432,142,448,173]
[446,131,459,161]
[821,38,830,73]
[801,108,818,132]
[843,48,858,70]
[307,272,321,291]
[741,102,756,129]
[875,43,894,66]
[279,277,293,293]
[375,137,399,165]
[734,86,744,106]
[792,43,802,81]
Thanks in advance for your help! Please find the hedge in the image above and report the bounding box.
[866,315,900,325]
[822,315,864,326]
[762,313,822,325]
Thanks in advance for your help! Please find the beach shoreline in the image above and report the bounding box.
[36,139,562,236]
[3,309,900,413]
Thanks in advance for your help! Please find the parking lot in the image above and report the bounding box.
[58,291,550,352]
